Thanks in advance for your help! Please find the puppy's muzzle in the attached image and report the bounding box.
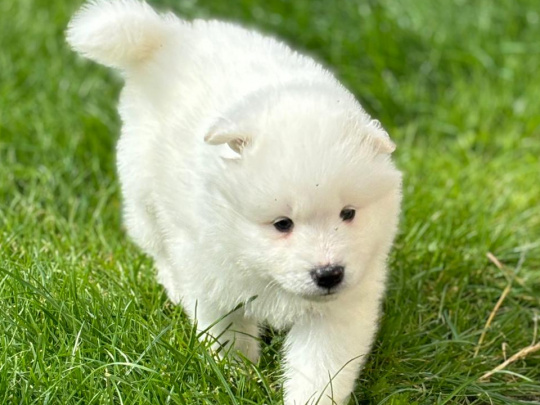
[310,265,345,289]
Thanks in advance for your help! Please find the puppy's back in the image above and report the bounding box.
[67,0,332,88]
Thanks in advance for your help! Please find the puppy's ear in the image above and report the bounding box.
[369,119,396,154]
[204,118,251,159]
[373,133,396,154]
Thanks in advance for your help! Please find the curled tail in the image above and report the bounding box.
[67,0,176,70]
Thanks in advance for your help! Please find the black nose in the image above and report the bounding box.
[310,265,345,289]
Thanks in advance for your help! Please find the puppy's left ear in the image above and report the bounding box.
[369,120,396,154]
[373,133,396,154]
[204,118,251,159]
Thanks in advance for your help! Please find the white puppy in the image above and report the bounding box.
[67,1,402,404]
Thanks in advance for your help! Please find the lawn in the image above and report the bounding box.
[1,0,539,403]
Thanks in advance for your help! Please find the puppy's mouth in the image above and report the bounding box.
[300,287,342,302]
[273,271,347,302]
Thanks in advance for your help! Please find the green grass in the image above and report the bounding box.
[1,0,539,403]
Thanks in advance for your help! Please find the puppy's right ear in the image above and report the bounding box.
[204,118,252,159]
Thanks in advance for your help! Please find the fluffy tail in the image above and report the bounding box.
[66,0,175,70]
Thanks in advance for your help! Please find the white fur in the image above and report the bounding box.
[67,1,402,404]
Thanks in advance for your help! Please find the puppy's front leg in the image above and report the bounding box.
[283,304,380,405]
[193,302,261,363]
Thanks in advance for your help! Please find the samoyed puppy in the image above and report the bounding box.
[67,1,402,403]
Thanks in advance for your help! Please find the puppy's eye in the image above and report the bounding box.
[340,207,356,222]
[273,217,294,233]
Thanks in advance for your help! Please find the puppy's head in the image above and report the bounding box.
[206,85,402,300]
